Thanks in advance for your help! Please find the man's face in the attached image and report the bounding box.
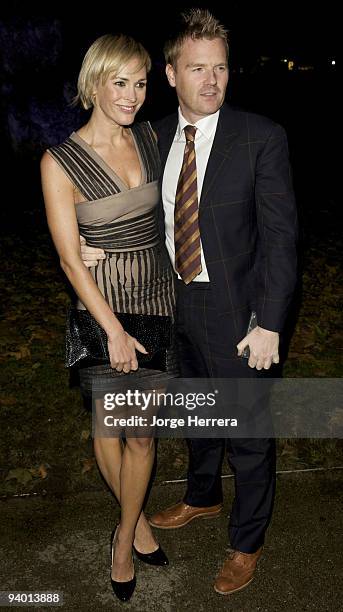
[166,37,229,124]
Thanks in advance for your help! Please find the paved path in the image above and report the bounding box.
[0,470,342,611]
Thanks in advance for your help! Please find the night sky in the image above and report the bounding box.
[0,0,339,222]
[1,1,338,63]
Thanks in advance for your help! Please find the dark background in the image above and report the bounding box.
[0,1,339,233]
[0,1,342,511]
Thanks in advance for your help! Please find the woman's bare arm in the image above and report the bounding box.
[40,152,146,371]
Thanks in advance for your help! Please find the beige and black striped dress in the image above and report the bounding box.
[48,122,177,394]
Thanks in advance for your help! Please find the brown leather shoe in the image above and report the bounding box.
[149,501,222,529]
[214,547,263,595]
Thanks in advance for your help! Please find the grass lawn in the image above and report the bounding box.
[1,211,342,497]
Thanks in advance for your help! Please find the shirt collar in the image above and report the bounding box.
[176,108,220,142]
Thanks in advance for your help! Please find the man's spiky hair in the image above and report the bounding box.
[164,8,229,67]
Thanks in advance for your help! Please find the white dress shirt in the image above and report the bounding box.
[162,108,220,282]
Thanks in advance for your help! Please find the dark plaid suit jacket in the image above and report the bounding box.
[152,103,298,346]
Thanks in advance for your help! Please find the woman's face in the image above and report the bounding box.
[93,57,147,125]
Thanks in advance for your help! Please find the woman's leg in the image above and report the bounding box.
[94,434,158,581]
[94,434,158,543]
[110,436,155,580]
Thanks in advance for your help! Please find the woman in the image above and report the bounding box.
[41,34,176,602]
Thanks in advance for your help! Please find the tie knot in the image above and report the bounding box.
[184,125,196,142]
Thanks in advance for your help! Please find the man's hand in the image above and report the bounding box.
[80,235,105,268]
[237,326,279,370]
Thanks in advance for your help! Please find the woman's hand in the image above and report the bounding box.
[108,328,148,373]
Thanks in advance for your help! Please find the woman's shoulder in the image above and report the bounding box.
[47,132,75,156]
[41,132,78,183]
[40,147,70,183]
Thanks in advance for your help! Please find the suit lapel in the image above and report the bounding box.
[200,104,239,206]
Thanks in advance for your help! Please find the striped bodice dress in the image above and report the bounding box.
[48,122,177,394]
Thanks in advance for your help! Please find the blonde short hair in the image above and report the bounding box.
[164,9,229,68]
[74,34,151,109]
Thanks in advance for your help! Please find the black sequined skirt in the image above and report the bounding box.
[78,342,179,398]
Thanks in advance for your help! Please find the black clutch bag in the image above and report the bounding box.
[65,307,173,368]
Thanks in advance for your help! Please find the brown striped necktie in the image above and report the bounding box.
[174,125,202,284]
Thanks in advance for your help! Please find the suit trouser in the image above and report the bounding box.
[175,280,276,553]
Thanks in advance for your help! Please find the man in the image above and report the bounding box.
[81,9,298,595]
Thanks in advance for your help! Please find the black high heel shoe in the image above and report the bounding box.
[110,527,136,602]
[133,543,169,566]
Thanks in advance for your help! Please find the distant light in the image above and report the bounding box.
[331,60,336,66]
[288,60,294,71]
[282,58,288,63]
